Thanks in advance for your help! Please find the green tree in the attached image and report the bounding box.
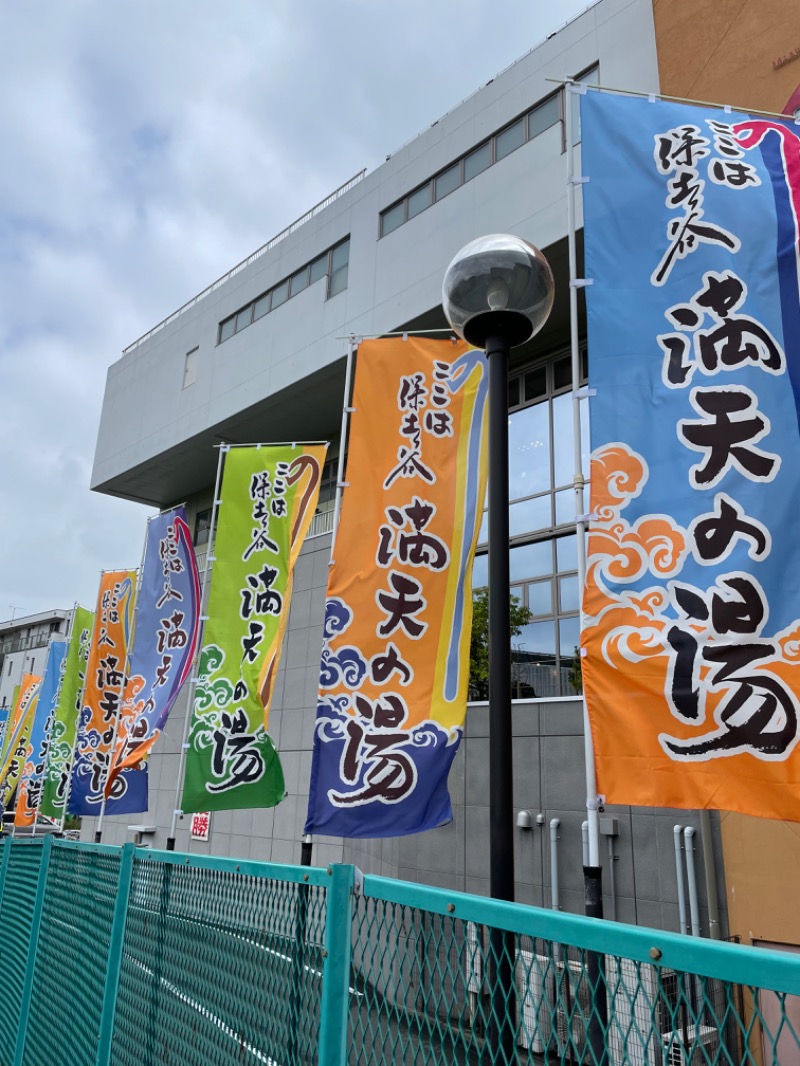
[469,586,532,699]
[569,645,583,694]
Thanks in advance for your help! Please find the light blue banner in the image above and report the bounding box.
[581,90,800,818]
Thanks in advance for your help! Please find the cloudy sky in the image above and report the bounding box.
[0,0,590,621]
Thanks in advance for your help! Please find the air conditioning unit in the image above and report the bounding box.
[465,922,483,1030]
[606,955,664,1066]
[554,957,592,1061]
[661,1024,720,1066]
[466,922,482,994]
[515,949,555,1054]
[607,960,724,1066]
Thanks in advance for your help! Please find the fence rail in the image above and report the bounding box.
[0,836,797,1065]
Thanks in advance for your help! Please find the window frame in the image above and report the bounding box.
[216,237,350,344]
[377,76,596,238]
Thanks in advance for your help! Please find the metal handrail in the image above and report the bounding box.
[122,169,367,356]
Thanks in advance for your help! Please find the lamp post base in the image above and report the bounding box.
[584,864,608,1066]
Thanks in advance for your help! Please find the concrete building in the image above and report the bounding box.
[0,610,71,716]
[87,0,755,938]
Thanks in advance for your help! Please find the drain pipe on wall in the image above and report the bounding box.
[550,819,560,911]
[674,825,689,935]
[599,817,619,923]
[684,827,702,937]
[581,821,589,867]
[699,810,722,940]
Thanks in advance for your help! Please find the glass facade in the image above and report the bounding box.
[471,350,589,700]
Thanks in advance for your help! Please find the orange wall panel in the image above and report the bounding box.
[654,0,800,114]
[720,812,800,945]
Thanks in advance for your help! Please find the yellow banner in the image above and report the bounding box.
[0,675,40,811]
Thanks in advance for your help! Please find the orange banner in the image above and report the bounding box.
[69,571,137,814]
[305,337,488,838]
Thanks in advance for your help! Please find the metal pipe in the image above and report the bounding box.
[566,81,601,874]
[301,338,356,869]
[486,332,514,905]
[684,827,702,937]
[300,834,313,867]
[550,818,560,910]
[485,331,516,1065]
[607,834,617,922]
[699,809,721,940]
[674,825,688,935]
[549,75,795,124]
[566,100,605,1065]
[167,450,227,850]
[329,339,355,564]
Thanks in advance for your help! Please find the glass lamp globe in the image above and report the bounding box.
[442,234,554,348]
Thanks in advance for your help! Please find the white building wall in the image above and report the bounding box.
[92,0,659,503]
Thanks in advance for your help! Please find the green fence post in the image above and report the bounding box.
[318,864,356,1066]
[94,843,136,1066]
[12,835,54,1066]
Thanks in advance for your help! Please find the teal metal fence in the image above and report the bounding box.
[0,835,798,1065]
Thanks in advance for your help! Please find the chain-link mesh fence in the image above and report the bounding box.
[111,854,327,1066]
[348,878,800,1066]
[1,839,799,1066]
[22,842,123,1066]
[0,838,46,1065]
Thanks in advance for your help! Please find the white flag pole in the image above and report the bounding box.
[166,447,228,850]
[300,337,356,868]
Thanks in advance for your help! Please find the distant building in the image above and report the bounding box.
[0,609,71,714]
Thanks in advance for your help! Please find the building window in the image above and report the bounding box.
[328,240,350,298]
[471,349,589,699]
[217,237,350,344]
[379,85,567,238]
[316,457,338,515]
[194,508,212,546]
[183,347,198,389]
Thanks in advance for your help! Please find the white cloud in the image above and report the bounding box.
[0,0,590,619]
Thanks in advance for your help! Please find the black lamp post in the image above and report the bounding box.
[443,235,554,1063]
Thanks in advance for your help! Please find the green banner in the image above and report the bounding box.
[181,444,326,813]
[40,605,93,819]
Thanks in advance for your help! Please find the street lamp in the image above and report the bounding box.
[443,234,553,1062]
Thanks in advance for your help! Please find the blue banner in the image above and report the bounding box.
[105,507,200,809]
[15,640,68,825]
[581,90,800,818]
